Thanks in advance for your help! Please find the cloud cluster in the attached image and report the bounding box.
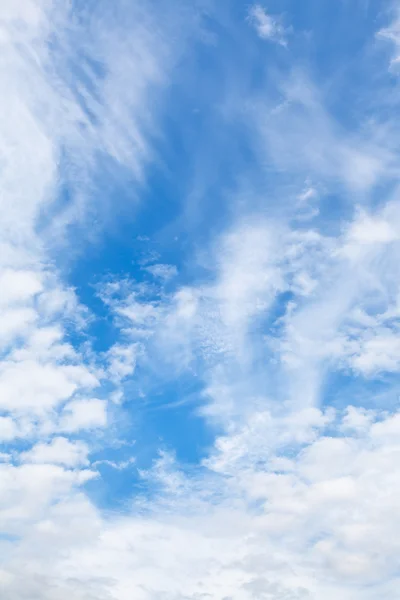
[1,1,400,599]
[0,0,187,593]
[1,404,400,599]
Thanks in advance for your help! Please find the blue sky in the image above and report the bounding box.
[1,0,400,598]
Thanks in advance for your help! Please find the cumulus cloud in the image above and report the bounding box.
[20,437,90,467]
[59,398,108,433]
[1,406,400,599]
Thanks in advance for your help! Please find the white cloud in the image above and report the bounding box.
[0,11,186,594]
[0,269,42,306]
[341,406,377,434]
[59,398,107,433]
[0,307,37,348]
[347,328,400,374]
[248,4,288,46]
[0,0,170,434]
[114,291,164,337]
[0,359,98,414]
[107,343,139,383]
[0,462,96,536]
[0,407,399,599]
[341,208,400,260]
[20,437,89,468]
[0,416,18,442]
[157,220,285,371]
[254,71,396,194]
[0,0,186,464]
[108,201,400,424]
[377,10,400,71]
[92,457,136,471]
[144,263,178,281]
[213,220,283,331]
[294,184,320,222]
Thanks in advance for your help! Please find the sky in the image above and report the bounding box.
[1,0,400,598]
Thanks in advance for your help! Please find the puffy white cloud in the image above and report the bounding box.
[0,416,18,442]
[348,327,400,374]
[59,398,108,433]
[107,343,139,383]
[0,269,42,306]
[20,437,90,467]
[0,462,96,536]
[0,406,398,599]
[0,359,98,414]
